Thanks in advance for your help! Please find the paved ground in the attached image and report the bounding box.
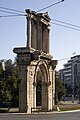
[0,102,80,120]
[1,102,80,113]
[6,103,80,113]
[0,110,80,120]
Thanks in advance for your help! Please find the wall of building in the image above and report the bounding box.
[58,55,80,96]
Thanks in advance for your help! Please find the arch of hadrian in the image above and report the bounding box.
[13,9,57,113]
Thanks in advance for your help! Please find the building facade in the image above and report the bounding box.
[59,55,80,96]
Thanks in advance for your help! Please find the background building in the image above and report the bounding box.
[59,55,80,97]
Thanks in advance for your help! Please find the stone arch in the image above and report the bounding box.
[13,9,57,113]
[33,60,50,109]
[34,60,50,82]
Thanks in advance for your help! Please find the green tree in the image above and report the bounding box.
[0,59,20,107]
[55,77,65,102]
[0,61,4,101]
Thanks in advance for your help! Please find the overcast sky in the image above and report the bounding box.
[0,0,80,70]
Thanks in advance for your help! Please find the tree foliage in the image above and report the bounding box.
[0,59,20,107]
[56,77,65,102]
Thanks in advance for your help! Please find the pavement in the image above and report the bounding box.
[1,98,80,114]
[0,108,80,115]
[7,103,80,114]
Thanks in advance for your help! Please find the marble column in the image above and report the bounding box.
[46,28,50,53]
[31,20,37,49]
[37,21,42,51]
[26,14,31,48]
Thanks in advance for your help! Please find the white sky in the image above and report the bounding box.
[0,0,80,70]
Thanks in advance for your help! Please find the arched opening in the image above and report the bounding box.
[36,70,42,106]
[35,61,49,109]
